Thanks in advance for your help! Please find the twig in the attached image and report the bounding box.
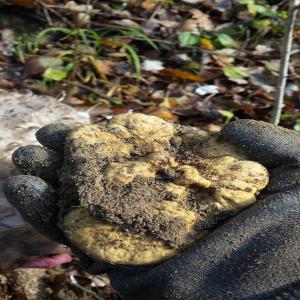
[271,0,300,125]
[44,4,146,21]
[290,49,300,55]
[42,5,53,26]
[69,273,104,300]
[149,3,161,20]
[63,80,105,98]
[38,1,75,28]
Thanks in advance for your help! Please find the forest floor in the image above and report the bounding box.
[1,0,300,130]
[0,0,300,298]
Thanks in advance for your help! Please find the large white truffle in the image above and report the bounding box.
[60,113,269,265]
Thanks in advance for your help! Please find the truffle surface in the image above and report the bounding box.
[60,113,269,265]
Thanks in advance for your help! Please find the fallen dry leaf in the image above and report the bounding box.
[179,9,214,33]
[112,19,140,28]
[88,57,116,80]
[65,1,94,27]
[146,107,178,121]
[201,39,214,50]
[22,57,47,79]
[88,103,113,118]
[158,20,179,29]
[0,78,15,89]
[205,124,222,133]
[156,68,204,81]
[129,0,157,11]
[65,96,87,106]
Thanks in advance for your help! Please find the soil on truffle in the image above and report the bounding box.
[58,116,266,248]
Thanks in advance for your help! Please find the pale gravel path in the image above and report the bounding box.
[0,89,90,231]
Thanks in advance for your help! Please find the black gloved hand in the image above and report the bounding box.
[4,120,300,300]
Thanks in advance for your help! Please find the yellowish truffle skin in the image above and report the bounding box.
[60,113,269,266]
[64,208,178,265]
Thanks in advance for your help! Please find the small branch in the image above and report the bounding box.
[271,0,300,125]
[42,5,53,26]
[38,1,75,28]
[44,4,146,21]
[69,273,104,300]
[63,80,105,98]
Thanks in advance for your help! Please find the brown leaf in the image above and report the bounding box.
[179,9,214,33]
[130,0,157,11]
[0,78,15,89]
[142,0,157,11]
[146,107,178,121]
[157,68,204,81]
[22,57,46,79]
[95,60,116,79]
[88,103,113,118]
[249,90,274,101]
[65,96,86,106]
[112,19,140,28]
[205,124,222,133]
[88,57,116,80]
[158,20,179,29]
[212,53,234,67]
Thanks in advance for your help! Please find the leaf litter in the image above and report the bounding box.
[1,0,300,129]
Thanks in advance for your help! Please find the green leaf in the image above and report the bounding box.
[39,57,63,68]
[125,28,158,50]
[278,10,288,19]
[218,109,234,124]
[265,60,280,72]
[178,32,200,47]
[294,123,300,131]
[78,29,89,47]
[124,44,141,77]
[110,97,123,105]
[280,113,292,119]
[217,33,236,47]
[236,0,254,4]
[110,2,124,9]
[247,3,257,16]
[223,65,249,79]
[64,62,75,73]
[43,67,68,81]
[34,28,75,50]
[254,4,277,17]
[219,25,246,40]
[251,19,271,30]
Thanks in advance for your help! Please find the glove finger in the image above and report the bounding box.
[221,119,300,168]
[3,175,67,244]
[35,123,76,154]
[265,164,300,193]
[12,145,62,186]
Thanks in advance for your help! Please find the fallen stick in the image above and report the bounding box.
[272,0,300,125]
